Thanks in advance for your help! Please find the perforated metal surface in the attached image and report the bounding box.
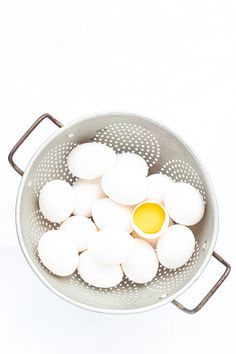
[26,208,200,307]
[33,142,77,197]
[93,122,160,167]
[18,113,218,313]
[160,159,206,203]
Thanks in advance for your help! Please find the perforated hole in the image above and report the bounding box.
[160,159,206,202]
[93,123,160,167]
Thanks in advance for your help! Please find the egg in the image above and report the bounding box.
[92,198,133,232]
[101,167,147,205]
[78,250,123,288]
[115,153,148,177]
[132,201,169,239]
[122,238,159,284]
[59,215,97,252]
[39,180,75,223]
[38,230,79,276]
[164,182,205,226]
[73,179,106,217]
[67,142,117,179]
[131,230,158,248]
[88,228,134,266]
[156,224,195,269]
[146,173,173,203]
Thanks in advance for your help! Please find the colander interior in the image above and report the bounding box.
[17,113,217,312]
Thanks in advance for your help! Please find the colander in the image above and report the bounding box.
[8,112,231,314]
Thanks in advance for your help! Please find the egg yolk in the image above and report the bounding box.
[133,203,166,234]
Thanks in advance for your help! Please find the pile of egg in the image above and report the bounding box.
[37,142,205,288]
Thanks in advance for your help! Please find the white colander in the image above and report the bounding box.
[8,112,230,314]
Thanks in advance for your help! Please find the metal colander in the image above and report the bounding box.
[9,112,230,314]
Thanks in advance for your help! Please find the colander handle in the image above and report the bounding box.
[8,113,63,176]
[172,251,231,314]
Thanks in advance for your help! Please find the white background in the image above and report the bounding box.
[0,1,235,353]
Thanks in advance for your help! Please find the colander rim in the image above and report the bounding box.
[15,111,219,314]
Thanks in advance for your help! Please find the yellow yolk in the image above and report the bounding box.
[133,202,166,234]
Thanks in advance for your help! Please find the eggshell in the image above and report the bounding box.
[131,201,169,239]
[39,180,75,223]
[78,251,123,288]
[115,153,148,177]
[60,215,97,252]
[101,167,147,205]
[146,173,173,204]
[122,238,159,283]
[73,179,106,217]
[131,231,158,248]
[156,224,195,269]
[92,198,133,232]
[38,230,79,276]
[164,182,205,226]
[132,218,174,249]
[88,228,134,266]
[67,142,116,179]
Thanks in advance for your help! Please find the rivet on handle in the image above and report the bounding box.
[8,113,63,176]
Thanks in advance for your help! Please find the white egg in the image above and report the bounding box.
[115,153,149,177]
[122,238,159,283]
[164,182,205,226]
[39,180,75,223]
[73,179,106,217]
[38,230,79,276]
[59,215,97,252]
[101,167,147,205]
[67,142,116,179]
[92,198,133,232]
[146,173,173,203]
[132,230,158,248]
[88,228,134,266]
[78,250,123,288]
[156,224,195,269]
